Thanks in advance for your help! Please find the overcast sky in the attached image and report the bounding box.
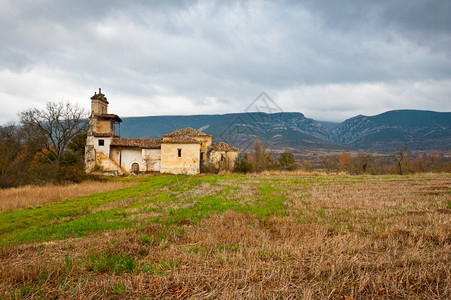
[1,0,450,124]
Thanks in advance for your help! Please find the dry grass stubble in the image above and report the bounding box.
[0,174,449,299]
[0,181,134,212]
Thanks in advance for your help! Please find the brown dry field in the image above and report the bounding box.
[0,173,450,299]
[0,181,134,212]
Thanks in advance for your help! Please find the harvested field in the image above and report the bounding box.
[0,173,450,299]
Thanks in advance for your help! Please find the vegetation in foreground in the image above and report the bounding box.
[0,173,450,299]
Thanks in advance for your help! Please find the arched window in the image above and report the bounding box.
[131,163,139,172]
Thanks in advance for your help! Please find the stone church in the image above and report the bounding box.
[85,89,239,175]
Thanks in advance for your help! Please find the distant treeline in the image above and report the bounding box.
[318,149,451,175]
[233,138,451,174]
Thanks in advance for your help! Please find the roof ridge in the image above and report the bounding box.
[163,127,212,137]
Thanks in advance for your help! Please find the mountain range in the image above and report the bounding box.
[118,110,451,153]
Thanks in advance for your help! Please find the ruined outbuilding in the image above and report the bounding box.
[85,89,239,175]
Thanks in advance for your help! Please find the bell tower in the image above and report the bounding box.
[85,88,108,172]
[85,89,122,173]
[91,88,108,116]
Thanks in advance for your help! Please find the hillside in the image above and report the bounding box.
[330,110,451,151]
[120,112,339,151]
[119,110,451,153]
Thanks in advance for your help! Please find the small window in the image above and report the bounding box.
[221,154,225,161]
[177,149,182,157]
[131,163,139,172]
[98,139,104,146]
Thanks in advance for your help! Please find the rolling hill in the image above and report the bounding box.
[329,110,451,151]
[118,110,451,153]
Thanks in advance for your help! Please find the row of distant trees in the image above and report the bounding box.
[234,138,451,174]
[0,102,88,188]
[320,149,450,174]
[233,138,297,173]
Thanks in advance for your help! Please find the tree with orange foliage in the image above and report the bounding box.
[338,150,350,172]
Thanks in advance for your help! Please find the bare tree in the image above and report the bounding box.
[394,148,411,175]
[349,152,372,174]
[251,137,275,172]
[19,101,88,167]
[321,154,339,173]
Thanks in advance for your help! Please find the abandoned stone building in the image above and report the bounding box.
[85,89,239,175]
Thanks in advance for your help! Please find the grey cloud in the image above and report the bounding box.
[0,0,450,124]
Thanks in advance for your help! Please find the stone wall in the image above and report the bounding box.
[96,120,112,134]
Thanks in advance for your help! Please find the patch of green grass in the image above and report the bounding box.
[139,232,168,246]
[184,245,209,254]
[142,260,180,275]
[87,252,136,274]
[19,283,34,298]
[218,244,240,251]
[316,209,328,218]
[296,215,311,224]
[64,254,73,271]
[240,185,287,218]
[112,283,127,295]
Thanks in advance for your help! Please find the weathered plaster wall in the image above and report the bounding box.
[85,135,96,172]
[96,152,120,173]
[160,143,201,175]
[94,137,112,157]
[110,147,141,171]
[96,120,112,134]
[91,99,107,115]
[210,151,238,170]
[142,149,161,172]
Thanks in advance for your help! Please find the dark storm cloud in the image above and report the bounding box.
[0,0,450,123]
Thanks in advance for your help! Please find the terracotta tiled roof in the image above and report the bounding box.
[209,142,239,152]
[98,114,122,122]
[163,127,212,138]
[161,136,201,144]
[111,138,161,149]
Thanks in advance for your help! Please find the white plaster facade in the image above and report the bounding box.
[93,137,112,158]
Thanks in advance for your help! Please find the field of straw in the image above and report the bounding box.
[0,173,449,299]
[0,181,134,212]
